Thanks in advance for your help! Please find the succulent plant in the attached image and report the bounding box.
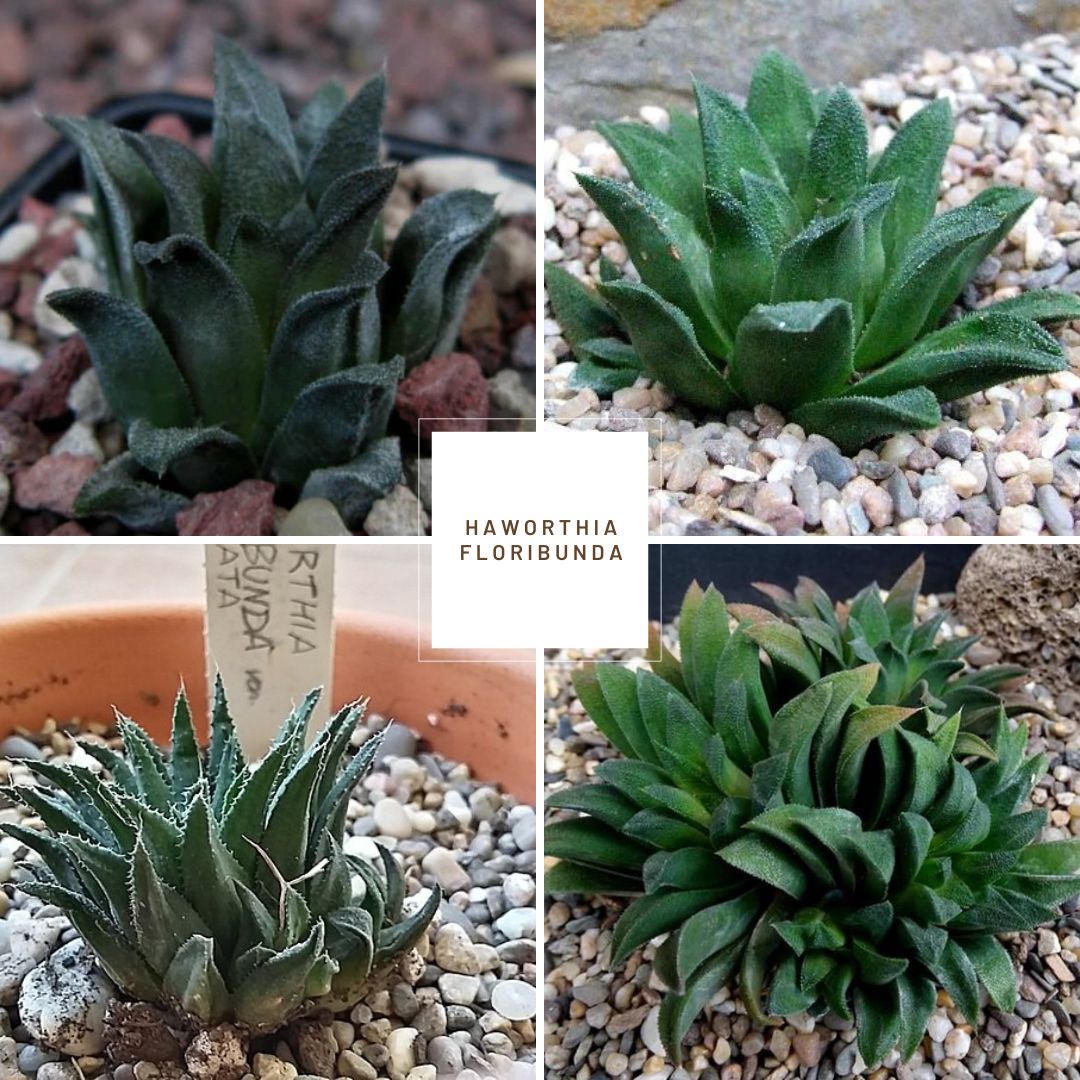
[546,51,1080,451]
[2,681,439,1036]
[46,37,498,531]
[661,556,1042,737]
[546,585,1080,1065]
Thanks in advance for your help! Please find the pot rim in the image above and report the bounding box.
[0,600,536,802]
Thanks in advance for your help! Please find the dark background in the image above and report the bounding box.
[648,544,978,622]
[0,0,535,190]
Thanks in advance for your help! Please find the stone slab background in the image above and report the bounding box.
[545,0,1080,127]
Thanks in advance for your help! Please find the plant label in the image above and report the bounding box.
[204,544,336,757]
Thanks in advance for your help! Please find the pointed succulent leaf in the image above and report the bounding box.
[578,174,727,356]
[162,935,230,1024]
[853,205,1001,369]
[262,360,403,496]
[298,437,402,530]
[122,130,217,242]
[212,35,302,226]
[135,236,265,438]
[796,86,868,217]
[382,190,498,368]
[746,51,817,189]
[127,420,255,497]
[855,310,1065,402]
[45,289,196,432]
[545,263,624,350]
[48,114,163,302]
[792,388,941,453]
[282,165,397,305]
[72,453,190,534]
[305,72,387,204]
[704,187,775,335]
[598,120,708,233]
[870,98,953,269]
[597,280,735,410]
[693,79,783,197]
[294,81,347,167]
[569,338,642,396]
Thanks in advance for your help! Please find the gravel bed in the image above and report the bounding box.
[0,0,535,187]
[0,144,535,537]
[544,590,1080,1079]
[0,710,536,1080]
[543,34,1080,537]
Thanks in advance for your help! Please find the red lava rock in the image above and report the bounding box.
[48,521,91,536]
[143,113,193,146]
[0,22,30,95]
[0,411,48,473]
[13,453,97,516]
[396,352,490,439]
[176,479,276,537]
[9,336,89,422]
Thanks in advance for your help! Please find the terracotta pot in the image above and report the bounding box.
[0,604,535,802]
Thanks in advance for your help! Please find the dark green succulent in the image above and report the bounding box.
[546,585,1080,1065]
[720,556,1042,735]
[546,51,1080,452]
[47,37,497,532]
[3,681,438,1034]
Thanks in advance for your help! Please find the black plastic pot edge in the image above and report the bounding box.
[648,544,978,621]
[0,91,535,228]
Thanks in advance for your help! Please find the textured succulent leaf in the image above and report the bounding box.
[283,165,397,305]
[46,289,196,432]
[218,214,288,344]
[73,454,190,533]
[694,79,783,197]
[545,860,641,895]
[979,290,1080,325]
[856,310,1065,402]
[298,437,403,529]
[746,51,816,189]
[47,114,162,302]
[262,361,403,496]
[796,86,868,217]
[598,120,708,233]
[569,338,642,396]
[305,72,387,205]
[739,172,802,251]
[579,174,727,356]
[870,99,953,270]
[792,389,941,453]
[730,299,853,412]
[127,420,255,495]
[705,187,775,335]
[136,236,265,438]
[382,190,499,368]
[545,263,624,350]
[294,81,347,168]
[163,935,231,1024]
[122,130,217,242]
[211,36,302,226]
[597,280,735,410]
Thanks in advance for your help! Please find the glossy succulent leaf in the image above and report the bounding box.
[550,50,1079,450]
[4,681,438,1035]
[545,569,1076,1065]
[48,37,499,530]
